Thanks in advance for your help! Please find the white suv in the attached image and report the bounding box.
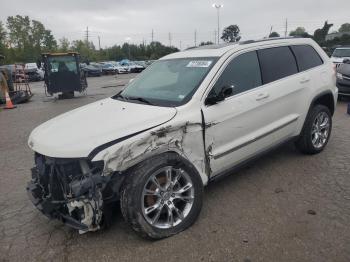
[27,38,337,238]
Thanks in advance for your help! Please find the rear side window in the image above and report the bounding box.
[291,45,323,71]
[257,46,298,84]
[211,51,262,97]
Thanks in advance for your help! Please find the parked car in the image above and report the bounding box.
[25,63,44,81]
[27,38,337,239]
[129,61,145,73]
[100,63,116,75]
[0,64,15,79]
[330,47,350,68]
[26,70,42,81]
[135,60,147,68]
[114,62,129,74]
[82,64,102,77]
[336,58,350,98]
[106,61,128,74]
[120,60,145,73]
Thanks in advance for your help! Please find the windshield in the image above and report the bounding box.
[114,57,217,107]
[332,48,350,58]
[47,56,78,74]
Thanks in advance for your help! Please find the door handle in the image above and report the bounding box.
[300,78,310,84]
[256,93,269,101]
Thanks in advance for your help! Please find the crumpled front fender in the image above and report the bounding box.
[92,120,209,185]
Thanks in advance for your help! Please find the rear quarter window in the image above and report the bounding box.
[257,46,298,84]
[291,45,323,71]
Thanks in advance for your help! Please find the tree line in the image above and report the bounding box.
[0,15,179,64]
[269,22,350,52]
[219,22,350,56]
[1,15,350,64]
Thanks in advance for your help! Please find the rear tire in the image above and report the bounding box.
[295,105,332,154]
[120,153,203,239]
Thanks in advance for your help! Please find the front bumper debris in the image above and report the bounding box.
[26,154,122,233]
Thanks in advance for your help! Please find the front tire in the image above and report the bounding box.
[295,105,332,154]
[120,153,203,239]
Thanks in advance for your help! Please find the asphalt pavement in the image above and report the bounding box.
[1,74,350,262]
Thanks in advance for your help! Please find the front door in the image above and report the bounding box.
[202,47,303,176]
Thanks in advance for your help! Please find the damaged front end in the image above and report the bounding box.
[27,153,121,233]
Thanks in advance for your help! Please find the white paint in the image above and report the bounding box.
[28,38,337,185]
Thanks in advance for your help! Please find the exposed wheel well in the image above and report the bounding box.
[121,151,205,186]
[312,92,335,115]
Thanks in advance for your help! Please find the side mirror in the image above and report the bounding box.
[343,58,350,64]
[219,85,234,99]
[36,59,41,69]
[205,85,234,105]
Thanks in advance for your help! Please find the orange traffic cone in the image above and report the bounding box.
[4,90,16,109]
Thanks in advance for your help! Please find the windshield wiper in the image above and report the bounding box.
[127,96,154,105]
[114,92,128,101]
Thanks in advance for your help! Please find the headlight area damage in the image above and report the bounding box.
[26,153,123,233]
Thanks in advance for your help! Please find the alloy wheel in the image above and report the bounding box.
[311,111,330,149]
[141,166,195,229]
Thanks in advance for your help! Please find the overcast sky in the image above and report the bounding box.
[1,0,350,50]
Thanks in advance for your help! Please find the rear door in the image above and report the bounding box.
[203,46,305,176]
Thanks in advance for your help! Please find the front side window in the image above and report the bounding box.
[291,45,323,71]
[210,51,262,98]
[115,57,217,107]
[257,46,298,84]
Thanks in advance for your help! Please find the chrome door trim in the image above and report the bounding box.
[212,116,299,160]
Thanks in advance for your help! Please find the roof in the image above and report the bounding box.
[161,37,317,60]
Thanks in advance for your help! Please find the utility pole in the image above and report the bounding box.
[151,29,154,43]
[212,4,223,44]
[194,30,197,47]
[180,41,182,50]
[98,36,101,50]
[269,26,273,37]
[285,19,288,37]
[168,32,172,47]
[85,26,89,43]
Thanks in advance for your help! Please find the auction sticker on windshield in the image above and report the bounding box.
[186,61,212,68]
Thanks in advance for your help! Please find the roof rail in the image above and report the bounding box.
[239,36,303,45]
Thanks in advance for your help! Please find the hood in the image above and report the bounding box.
[28,98,177,158]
